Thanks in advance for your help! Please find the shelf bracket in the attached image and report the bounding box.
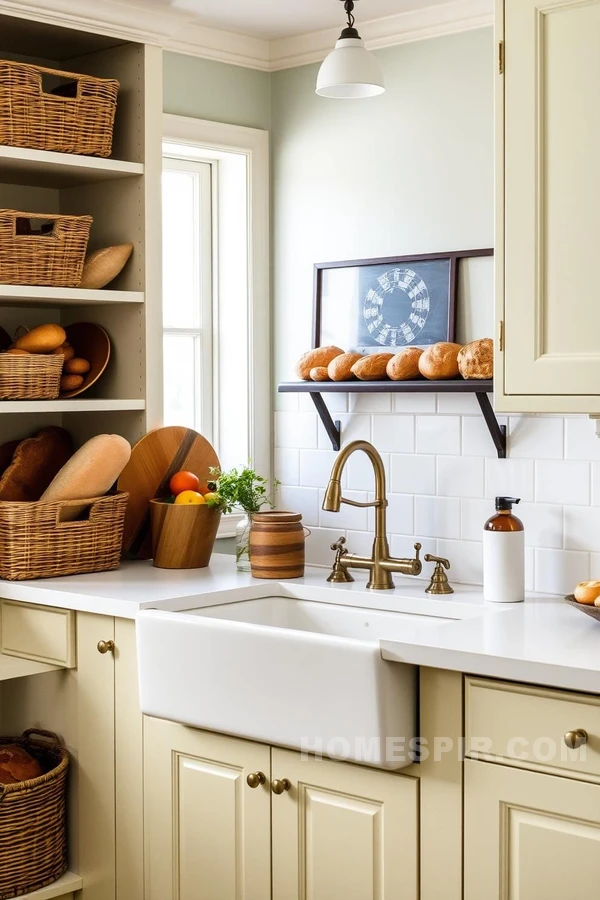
[475,392,507,458]
[310,393,341,451]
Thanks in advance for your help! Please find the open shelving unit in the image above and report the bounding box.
[278,379,507,458]
[0,285,144,306]
[19,871,83,900]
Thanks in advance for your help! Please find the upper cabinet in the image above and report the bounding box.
[495,0,600,413]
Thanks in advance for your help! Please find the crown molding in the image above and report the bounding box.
[0,0,493,72]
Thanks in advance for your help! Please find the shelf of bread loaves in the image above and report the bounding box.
[279,339,506,457]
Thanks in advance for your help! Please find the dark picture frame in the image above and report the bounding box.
[313,249,494,353]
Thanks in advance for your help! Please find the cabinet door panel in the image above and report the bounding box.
[271,749,418,900]
[465,759,600,899]
[144,718,271,900]
[503,0,600,400]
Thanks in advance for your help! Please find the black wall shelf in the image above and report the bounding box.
[278,380,507,458]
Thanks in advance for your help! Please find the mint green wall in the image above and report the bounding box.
[163,51,271,130]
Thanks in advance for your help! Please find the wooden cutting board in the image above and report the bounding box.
[117,426,220,559]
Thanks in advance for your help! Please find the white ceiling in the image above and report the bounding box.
[133,0,461,40]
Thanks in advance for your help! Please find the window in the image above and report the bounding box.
[162,116,271,530]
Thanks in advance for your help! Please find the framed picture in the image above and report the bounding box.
[313,249,493,354]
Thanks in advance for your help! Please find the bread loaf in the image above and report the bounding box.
[0,440,19,478]
[458,338,493,379]
[418,343,462,380]
[79,243,134,290]
[60,374,84,392]
[328,352,363,381]
[41,434,132,504]
[309,366,330,381]
[51,343,75,361]
[64,357,91,375]
[295,346,344,380]
[0,427,73,502]
[351,353,394,381]
[0,745,43,784]
[386,348,423,381]
[13,324,66,354]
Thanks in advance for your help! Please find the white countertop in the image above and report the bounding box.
[1,554,599,693]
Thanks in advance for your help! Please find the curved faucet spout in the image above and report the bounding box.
[321,440,387,512]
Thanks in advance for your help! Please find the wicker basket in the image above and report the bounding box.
[0,352,63,400]
[0,61,119,158]
[0,492,129,581]
[0,729,68,899]
[0,210,92,288]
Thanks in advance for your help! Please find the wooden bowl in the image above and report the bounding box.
[60,322,111,398]
[150,500,222,569]
[564,595,600,623]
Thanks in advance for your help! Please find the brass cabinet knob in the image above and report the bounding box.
[246,771,266,789]
[271,778,291,795]
[97,640,115,655]
[564,729,588,750]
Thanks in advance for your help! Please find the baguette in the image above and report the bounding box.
[351,353,394,381]
[328,352,363,382]
[13,324,66,354]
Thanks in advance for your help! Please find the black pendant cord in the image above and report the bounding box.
[340,0,360,39]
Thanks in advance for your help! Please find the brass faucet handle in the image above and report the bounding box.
[424,554,454,595]
[327,536,355,584]
[330,536,347,552]
[424,553,450,569]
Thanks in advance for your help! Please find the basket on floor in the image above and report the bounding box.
[0,729,69,899]
[0,60,119,157]
[0,210,92,288]
[0,492,129,581]
[0,352,63,400]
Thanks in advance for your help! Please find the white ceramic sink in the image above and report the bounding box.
[136,594,448,770]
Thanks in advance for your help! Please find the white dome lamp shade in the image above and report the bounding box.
[316,0,385,99]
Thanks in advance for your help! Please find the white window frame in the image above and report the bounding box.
[163,114,271,537]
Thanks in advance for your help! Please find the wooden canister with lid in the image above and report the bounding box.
[249,510,307,579]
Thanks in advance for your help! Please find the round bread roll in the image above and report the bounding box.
[13,324,66,354]
[574,580,600,605]
[418,342,462,380]
[351,353,394,381]
[328,352,363,382]
[65,357,91,375]
[309,366,330,382]
[387,348,424,381]
[60,374,84,392]
[296,346,344,381]
[458,338,494,380]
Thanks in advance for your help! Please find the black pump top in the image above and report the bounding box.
[495,496,521,511]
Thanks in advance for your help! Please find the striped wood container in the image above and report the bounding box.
[249,510,306,580]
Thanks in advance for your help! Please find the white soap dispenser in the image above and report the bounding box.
[483,496,524,603]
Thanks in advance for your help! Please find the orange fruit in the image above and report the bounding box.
[170,471,200,496]
[203,492,222,506]
[174,490,206,505]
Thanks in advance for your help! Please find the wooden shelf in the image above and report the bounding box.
[17,872,83,899]
[0,285,144,306]
[278,380,507,457]
[0,399,145,413]
[0,145,143,188]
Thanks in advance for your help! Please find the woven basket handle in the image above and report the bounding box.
[30,64,84,101]
[21,728,62,749]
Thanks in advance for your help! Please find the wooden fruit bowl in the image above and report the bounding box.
[60,322,111,398]
[564,595,600,623]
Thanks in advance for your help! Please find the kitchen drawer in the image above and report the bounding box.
[0,600,76,668]
[465,676,600,782]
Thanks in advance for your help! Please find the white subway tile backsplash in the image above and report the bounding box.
[509,416,564,460]
[274,448,299,486]
[346,451,390,491]
[319,489,369,531]
[390,533,437,562]
[437,393,480,415]
[462,415,503,457]
[415,496,461,540]
[437,539,483,585]
[437,456,484,498]
[565,417,600,461]
[277,485,320,527]
[349,393,391,413]
[534,548,589,595]
[318,413,370,450]
[535,460,590,506]
[518,502,563,549]
[416,415,461,455]
[593,463,600,506]
[391,454,436,495]
[299,450,339,488]
[368,492,413,534]
[372,415,415,453]
[275,411,317,449]
[394,393,436,413]
[485,458,535,502]
[305,527,348,567]
[564,505,600,552]
[299,391,348,413]
[461,498,493,541]
[525,547,534,592]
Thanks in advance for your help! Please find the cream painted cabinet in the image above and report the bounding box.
[464,759,600,899]
[144,718,419,900]
[496,0,600,413]
[271,748,418,900]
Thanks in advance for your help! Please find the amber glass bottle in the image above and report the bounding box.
[483,497,524,603]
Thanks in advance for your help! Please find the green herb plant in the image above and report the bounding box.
[208,466,280,515]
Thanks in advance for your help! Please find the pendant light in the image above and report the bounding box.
[316,0,385,99]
